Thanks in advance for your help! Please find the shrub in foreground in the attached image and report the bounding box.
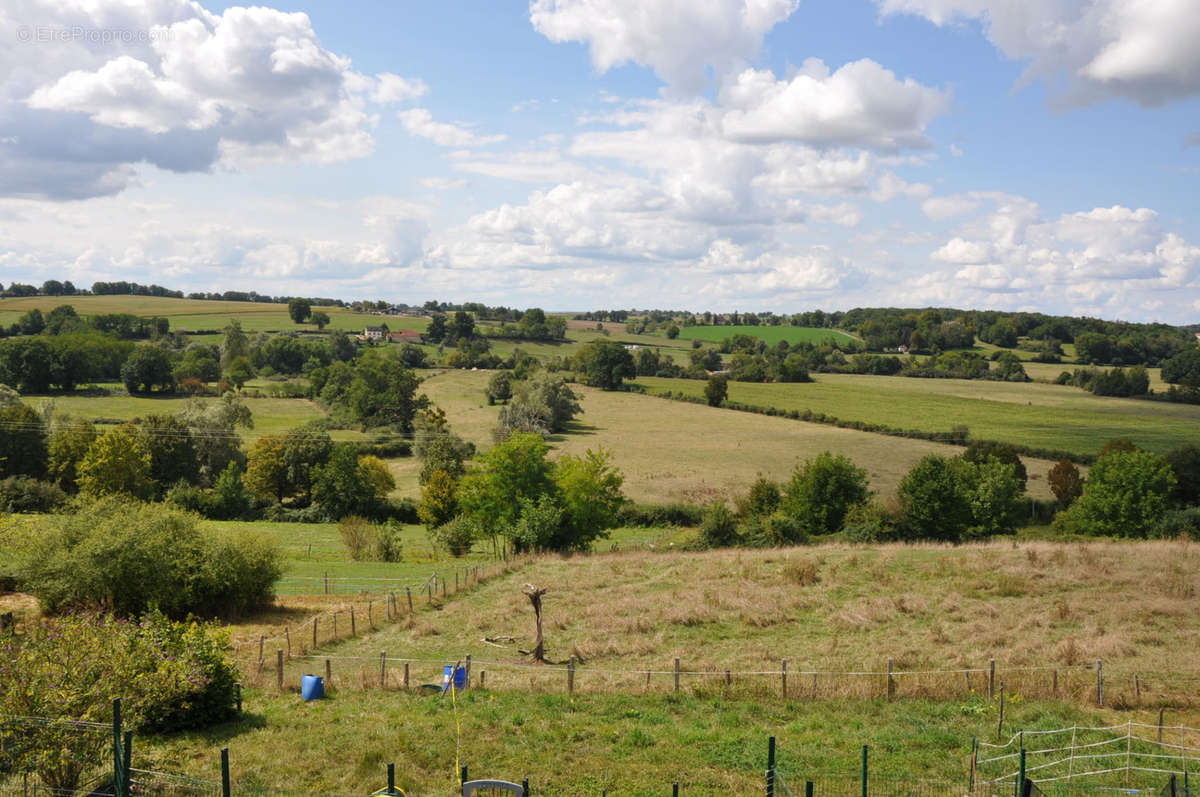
[20,496,281,618]
[0,612,238,792]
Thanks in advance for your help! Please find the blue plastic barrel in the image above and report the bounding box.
[442,665,467,691]
[301,674,324,701]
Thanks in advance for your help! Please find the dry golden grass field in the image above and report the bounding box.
[415,369,1059,503]
[262,540,1200,708]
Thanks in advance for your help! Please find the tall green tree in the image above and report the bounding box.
[1056,449,1176,537]
[457,432,556,549]
[310,310,330,330]
[704,373,728,407]
[898,454,977,541]
[312,443,375,520]
[136,413,199,492]
[553,448,625,551]
[77,425,154,498]
[783,452,870,535]
[573,340,635,390]
[341,350,427,429]
[245,434,289,502]
[288,298,312,324]
[121,344,174,394]
[0,402,48,478]
[47,416,97,491]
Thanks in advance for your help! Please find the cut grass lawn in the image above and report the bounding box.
[135,689,1123,795]
[677,324,858,346]
[415,369,1057,502]
[635,373,1200,457]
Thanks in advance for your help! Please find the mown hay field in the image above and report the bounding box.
[635,373,1200,457]
[414,370,1058,503]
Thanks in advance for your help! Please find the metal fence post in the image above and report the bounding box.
[860,745,868,797]
[221,747,231,797]
[112,698,125,797]
[766,736,776,797]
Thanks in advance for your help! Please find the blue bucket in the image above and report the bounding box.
[301,674,324,701]
[442,665,467,691]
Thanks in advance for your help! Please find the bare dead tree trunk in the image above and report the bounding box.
[523,583,548,663]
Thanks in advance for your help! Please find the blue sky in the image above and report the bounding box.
[1,0,1198,321]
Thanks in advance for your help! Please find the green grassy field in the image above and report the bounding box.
[413,369,1057,502]
[677,325,858,346]
[200,519,496,594]
[136,689,1111,795]
[635,373,1200,457]
[0,295,426,336]
[30,391,365,439]
[122,538,1200,795]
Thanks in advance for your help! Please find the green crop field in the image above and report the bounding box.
[677,324,858,346]
[414,369,1057,501]
[635,373,1200,457]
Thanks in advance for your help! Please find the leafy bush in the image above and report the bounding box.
[0,476,67,513]
[19,497,281,618]
[841,500,904,543]
[698,501,740,548]
[0,612,238,792]
[1054,449,1176,538]
[614,502,704,527]
[1154,507,1200,540]
[339,515,405,561]
[432,516,478,556]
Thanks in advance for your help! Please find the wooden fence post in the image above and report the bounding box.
[887,658,895,701]
[404,662,410,690]
[989,659,996,700]
[465,654,472,687]
[333,612,338,639]
[407,586,413,614]
[781,659,788,700]
[725,670,731,688]
[325,658,331,689]
[456,571,459,592]
[1053,669,1058,697]
[480,670,485,689]
[350,606,356,637]
[368,601,373,629]
[674,658,681,694]
[324,571,328,594]
[1097,660,1103,707]
[285,626,291,659]
[258,636,264,667]
[568,658,575,695]
[1135,674,1141,702]
[1159,708,1165,743]
[276,649,284,691]
[380,652,387,689]
[312,617,318,650]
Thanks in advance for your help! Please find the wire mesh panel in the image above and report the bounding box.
[129,767,223,795]
[462,779,526,796]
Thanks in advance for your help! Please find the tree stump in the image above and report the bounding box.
[523,583,548,663]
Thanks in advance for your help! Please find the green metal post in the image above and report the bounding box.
[860,745,868,797]
[122,730,132,790]
[673,783,679,797]
[1017,748,1026,797]
[523,776,529,796]
[112,698,125,797]
[461,765,468,785]
[767,736,776,797]
[221,748,231,797]
[805,782,814,797]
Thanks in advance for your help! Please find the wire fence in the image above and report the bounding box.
[245,644,1200,711]
[975,722,1200,795]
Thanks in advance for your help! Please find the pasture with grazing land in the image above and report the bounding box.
[413,369,1058,502]
[635,373,1200,457]
[677,324,859,346]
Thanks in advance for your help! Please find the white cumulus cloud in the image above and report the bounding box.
[529,0,799,93]
[876,0,1200,106]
